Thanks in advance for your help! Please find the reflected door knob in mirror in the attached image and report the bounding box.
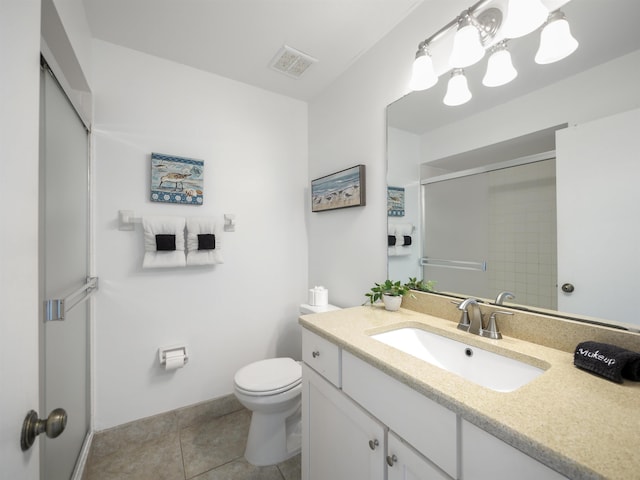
[562,283,575,293]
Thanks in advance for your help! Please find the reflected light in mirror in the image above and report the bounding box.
[450,13,485,68]
[535,11,579,64]
[501,0,548,39]
[482,41,518,87]
[410,46,438,91]
[443,69,472,106]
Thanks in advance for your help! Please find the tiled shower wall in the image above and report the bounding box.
[488,159,557,310]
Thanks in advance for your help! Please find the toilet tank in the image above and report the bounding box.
[299,304,341,315]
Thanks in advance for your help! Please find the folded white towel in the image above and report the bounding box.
[142,216,186,268]
[186,217,223,266]
[395,223,413,236]
[388,246,411,257]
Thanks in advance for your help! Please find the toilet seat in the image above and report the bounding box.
[234,357,301,396]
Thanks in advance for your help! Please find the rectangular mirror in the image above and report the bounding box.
[387,0,640,331]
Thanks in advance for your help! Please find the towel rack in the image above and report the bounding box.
[44,276,99,322]
[119,210,142,230]
[420,257,487,272]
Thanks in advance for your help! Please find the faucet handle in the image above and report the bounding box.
[457,310,470,331]
[481,311,513,340]
[452,300,471,331]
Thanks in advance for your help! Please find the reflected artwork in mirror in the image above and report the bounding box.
[387,0,640,331]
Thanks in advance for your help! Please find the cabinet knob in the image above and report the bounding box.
[386,454,398,466]
[368,439,379,450]
[312,350,320,358]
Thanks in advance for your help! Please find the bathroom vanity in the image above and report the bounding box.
[299,296,640,480]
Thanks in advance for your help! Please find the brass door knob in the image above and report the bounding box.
[21,408,67,451]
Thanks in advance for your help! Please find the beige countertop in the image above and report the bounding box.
[299,305,640,480]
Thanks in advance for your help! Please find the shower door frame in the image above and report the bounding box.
[39,54,94,480]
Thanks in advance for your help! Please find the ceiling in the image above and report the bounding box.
[82,0,424,101]
[388,0,640,134]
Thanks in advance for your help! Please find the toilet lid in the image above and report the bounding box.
[234,357,301,394]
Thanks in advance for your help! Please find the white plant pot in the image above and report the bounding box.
[382,294,402,311]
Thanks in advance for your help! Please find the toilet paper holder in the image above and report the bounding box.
[158,345,189,367]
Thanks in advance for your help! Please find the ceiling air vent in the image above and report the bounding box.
[269,45,318,79]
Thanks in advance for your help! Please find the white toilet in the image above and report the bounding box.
[234,303,340,466]
[234,357,302,466]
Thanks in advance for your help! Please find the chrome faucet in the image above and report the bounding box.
[457,298,483,335]
[495,291,515,305]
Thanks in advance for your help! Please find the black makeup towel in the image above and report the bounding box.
[574,341,640,383]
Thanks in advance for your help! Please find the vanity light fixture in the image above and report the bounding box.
[409,43,438,91]
[482,40,518,87]
[449,11,486,68]
[443,69,472,106]
[535,10,579,65]
[408,0,578,107]
[500,0,548,39]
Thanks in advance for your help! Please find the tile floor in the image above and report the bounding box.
[82,396,301,480]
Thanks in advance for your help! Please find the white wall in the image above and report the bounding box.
[308,0,469,307]
[92,40,309,429]
[0,1,41,478]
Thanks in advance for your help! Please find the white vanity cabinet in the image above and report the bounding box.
[302,362,385,480]
[461,420,567,480]
[302,327,567,480]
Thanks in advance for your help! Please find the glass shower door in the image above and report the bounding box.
[40,62,90,480]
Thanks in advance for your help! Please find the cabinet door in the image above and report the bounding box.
[461,420,567,480]
[302,364,385,480]
[387,432,452,480]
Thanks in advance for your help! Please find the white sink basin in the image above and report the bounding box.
[370,327,544,392]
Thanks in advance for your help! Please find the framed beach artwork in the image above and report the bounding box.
[150,152,204,205]
[387,186,405,217]
[311,164,366,212]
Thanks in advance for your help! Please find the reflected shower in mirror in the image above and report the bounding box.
[387,0,640,331]
[421,155,556,311]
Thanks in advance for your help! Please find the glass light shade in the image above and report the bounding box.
[450,23,485,68]
[443,70,472,106]
[535,16,579,64]
[409,50,438,91]
[501,0,548,39]
[482,48,518,87]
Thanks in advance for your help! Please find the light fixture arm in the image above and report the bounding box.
[415,0,498,49]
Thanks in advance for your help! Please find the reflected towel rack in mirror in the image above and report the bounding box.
[420,257,486,271]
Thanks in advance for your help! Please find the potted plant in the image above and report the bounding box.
[405,277,436,292]
[364,279,413,311]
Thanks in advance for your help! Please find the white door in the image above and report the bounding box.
[0,1,41,479]
[556,108,640,326]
